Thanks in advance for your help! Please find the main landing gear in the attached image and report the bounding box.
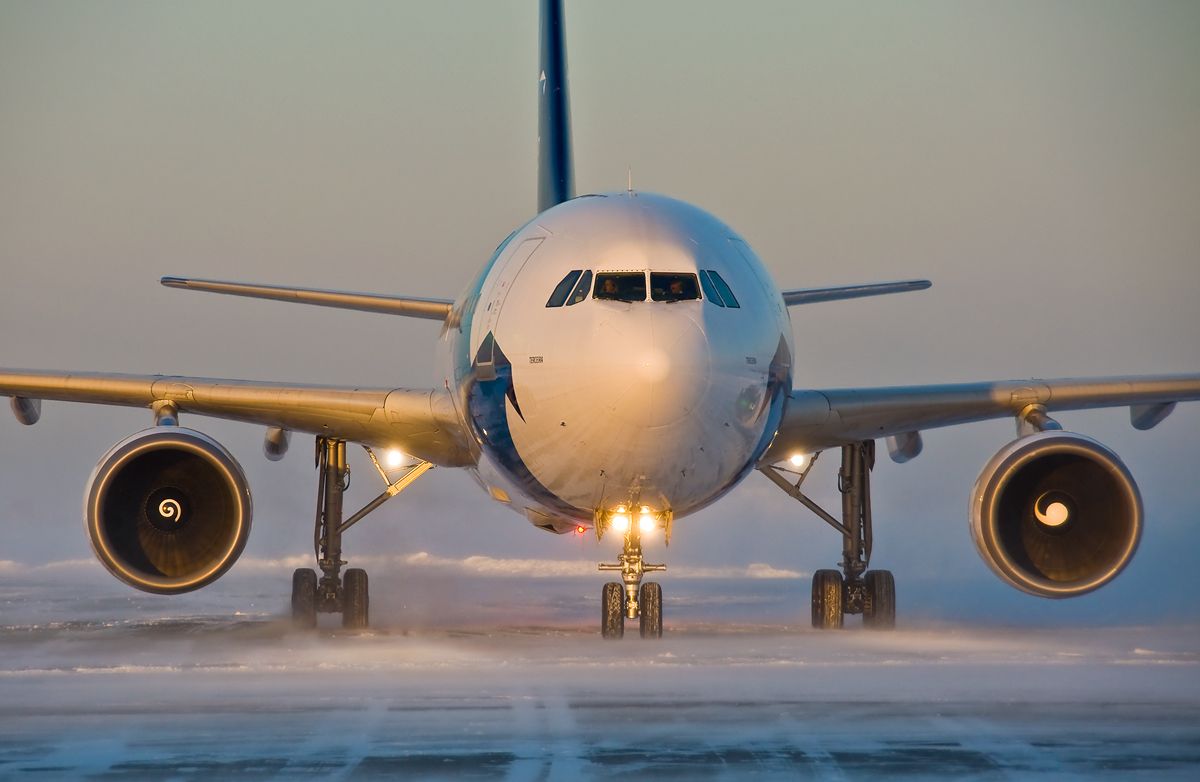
[598,514,666,639]
[761,441,897,630]
[291,437,432,630]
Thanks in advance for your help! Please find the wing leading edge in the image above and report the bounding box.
[161,277,454,320]
[764,374,1200,461]
[780,279,931,307]
[0,369,474,467]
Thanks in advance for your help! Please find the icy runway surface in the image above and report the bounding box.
[1,574,1199,779]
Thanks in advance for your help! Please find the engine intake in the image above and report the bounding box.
[970,431,1141,598]
[85,427,252,594]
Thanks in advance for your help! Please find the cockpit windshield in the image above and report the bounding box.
[547,270,714,306]
[593,272,647,302]
[702,269,740,308]
[545,270,582,307]
[650,273,700,302]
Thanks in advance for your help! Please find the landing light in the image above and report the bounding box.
[612,513,631,533]
[639,513,656,534]
[385,448,407,469]
[789,452,811,470]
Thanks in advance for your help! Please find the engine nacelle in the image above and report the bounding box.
[970,431,1142,598]
[85,427,252,594]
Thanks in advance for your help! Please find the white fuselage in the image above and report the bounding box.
[437,193,793,532]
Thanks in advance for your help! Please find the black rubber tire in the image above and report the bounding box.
[864,569,896,630]
[291,568,318,629]
[601,582,624,639]
[342,568,369,630]
[639,582,663,639]
[811,569,844,630]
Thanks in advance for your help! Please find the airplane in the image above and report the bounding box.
[2,0,1198,639]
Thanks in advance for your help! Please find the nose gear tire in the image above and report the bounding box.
[639,582,663,639]
[601,582,625,639]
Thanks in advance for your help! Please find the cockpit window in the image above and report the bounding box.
[593,272,646,302]
[566,269,592,305]
[546,270,583,307]
[650,272,701,302]
[698,270,724,307]
[705,269,740,308]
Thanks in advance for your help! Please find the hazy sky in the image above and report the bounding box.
[1,1,1197,623]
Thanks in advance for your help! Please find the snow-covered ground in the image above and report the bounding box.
[2,567,1199,779]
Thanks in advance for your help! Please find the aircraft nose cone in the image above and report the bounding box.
[595,307,711,427]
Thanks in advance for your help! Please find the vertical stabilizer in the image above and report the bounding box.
[538,0,575,213]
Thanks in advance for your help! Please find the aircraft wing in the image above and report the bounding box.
[763,374,1200,463]
[160,277,454,320]
[780,279,931,306]
[0,369,475,467]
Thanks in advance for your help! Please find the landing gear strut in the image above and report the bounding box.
[761,441,896,630]
[291,437,432,630]
[598,520,665,639]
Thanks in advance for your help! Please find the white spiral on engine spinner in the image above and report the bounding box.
[1034,497,1070,527]
[158,498,184,524]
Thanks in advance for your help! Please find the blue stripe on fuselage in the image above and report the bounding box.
[466,333,584,518]
[749,335,793,471]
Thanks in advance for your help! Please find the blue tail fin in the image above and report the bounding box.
[538,0,575,213]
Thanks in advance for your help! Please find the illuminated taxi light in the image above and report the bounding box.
[1036,501,1070,527]
[640,505,651,514]
[789,452,811,470]
[385,448,407,469]
[612,513,631,532]
[638,514,656,534]
[615,505,627,514]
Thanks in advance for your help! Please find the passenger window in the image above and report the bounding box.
[566,270,592,305]
[546,270,583,307]
[594,272,646,302]
[650,273,701,302]
[698,271,725,307]
[706,270,740,308]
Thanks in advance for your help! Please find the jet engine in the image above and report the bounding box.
[85,427,252,594]
[970,431,1141,598]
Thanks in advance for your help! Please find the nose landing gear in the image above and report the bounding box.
[598,519,665,639]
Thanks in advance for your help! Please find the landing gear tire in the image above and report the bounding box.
[863,569,896,630]
[601,582,625,639]
[639,582,663,639]
[342,568,369,630]
[811,569,844,630]
[291,568,318,629]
